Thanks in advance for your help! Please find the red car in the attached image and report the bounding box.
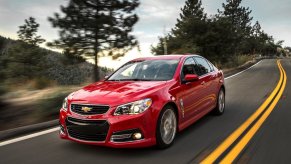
[59,55,225,148]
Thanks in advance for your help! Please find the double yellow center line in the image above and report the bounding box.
[201,60,287,163]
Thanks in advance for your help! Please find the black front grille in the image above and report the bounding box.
[71,104,109,115]
[66,117,109,142]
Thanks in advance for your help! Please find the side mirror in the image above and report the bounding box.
[183,74,199,83]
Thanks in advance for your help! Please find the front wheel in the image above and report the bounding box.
[156,106,177,149]
[213,88,225,115]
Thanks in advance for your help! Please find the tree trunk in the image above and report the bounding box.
[94,46,99,82]
[94,4,99,82]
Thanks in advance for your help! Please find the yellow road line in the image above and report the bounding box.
[220,61,287,163]
[201,60,284,164]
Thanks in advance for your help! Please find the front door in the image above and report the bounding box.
[177,57,205,121]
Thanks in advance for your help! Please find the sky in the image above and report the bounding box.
[0,0,290,69]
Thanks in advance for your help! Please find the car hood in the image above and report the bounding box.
[69,81,167,106]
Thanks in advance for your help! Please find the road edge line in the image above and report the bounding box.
[225,60,262,80]
[0,127,59,147]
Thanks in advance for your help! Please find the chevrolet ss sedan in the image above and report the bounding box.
[59,55,225,148]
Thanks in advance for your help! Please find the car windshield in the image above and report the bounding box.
[107,59,179,81]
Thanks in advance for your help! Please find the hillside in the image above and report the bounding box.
[0,35,114,130]
[0,35,112,93]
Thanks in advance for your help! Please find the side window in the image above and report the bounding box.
[194,57,212,76]
[207,61,214,72]
[181,58,196,79]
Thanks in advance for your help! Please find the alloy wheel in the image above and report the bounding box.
[160,109,177,145]
[218,90,225,113]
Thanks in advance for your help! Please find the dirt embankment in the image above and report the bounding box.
[223,59,260,77]
[0,86,80,131]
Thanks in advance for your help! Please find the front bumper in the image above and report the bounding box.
[59,108,157,148]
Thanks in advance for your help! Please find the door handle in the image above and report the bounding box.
[201,81,205,85]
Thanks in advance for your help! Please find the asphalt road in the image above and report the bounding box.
[0,59,290,164]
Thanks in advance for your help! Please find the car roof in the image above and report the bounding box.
[131,54,201,61]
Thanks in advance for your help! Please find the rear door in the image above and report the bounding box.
[193,57,217,113]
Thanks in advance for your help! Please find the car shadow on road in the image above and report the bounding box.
[60,113,221,160]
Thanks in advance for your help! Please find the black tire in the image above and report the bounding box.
[212,88,225,115]
[156,105,177,149]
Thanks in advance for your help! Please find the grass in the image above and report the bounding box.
[213,55,255,69]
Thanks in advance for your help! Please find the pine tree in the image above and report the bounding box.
[152,0,207,55]
[252,21,262,38]
[152,0,276,62]
[172,0,206,39]
[17,17,45,46]
[48,0,139,81]
[177,0,206,22]
[218,0,253,55]
[219,0,253,35]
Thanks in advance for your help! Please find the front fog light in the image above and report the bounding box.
[111,129,143,142]
[132,133,142,140]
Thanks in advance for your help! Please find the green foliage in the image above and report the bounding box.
[151,0,282,66]
[0,35,112,89]
[219,0,253,35]
[48,0,140,81]
[17,17,45,46]
[223,55,253,68]
[285,47,291,57]
[172,0,206,39]
[0,42,46,87]
[152,0,206,56]
[0,36,6,51]
[61,50,86,65]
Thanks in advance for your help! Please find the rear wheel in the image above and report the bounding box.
[156,106,177,149]
[213,88,225,115]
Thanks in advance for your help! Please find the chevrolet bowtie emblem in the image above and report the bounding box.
[81,107,92,112]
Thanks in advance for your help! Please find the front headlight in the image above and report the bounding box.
[62,97,68,111]
[114,98,152,115]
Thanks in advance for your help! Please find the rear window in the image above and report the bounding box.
[194,57,212,76]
